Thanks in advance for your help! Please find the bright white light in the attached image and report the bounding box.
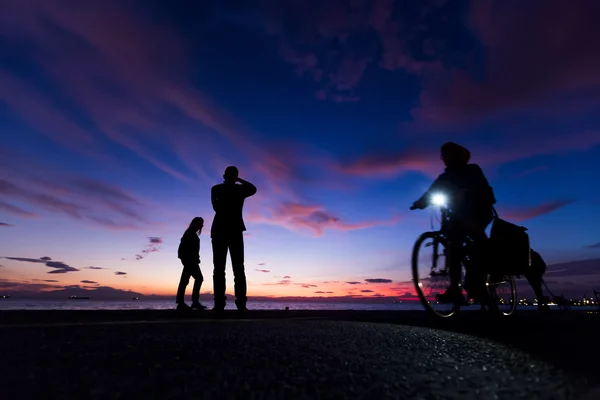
[431,193,447,207]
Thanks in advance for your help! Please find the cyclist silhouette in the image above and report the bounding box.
[411,142,496,303]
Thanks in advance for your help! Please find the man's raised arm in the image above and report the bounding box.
[237,178,257,198]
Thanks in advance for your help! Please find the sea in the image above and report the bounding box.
[0,299,586,312]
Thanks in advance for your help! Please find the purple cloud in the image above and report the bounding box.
[3,256,79,274]
[364,278,393,284]
[135,237,163,260]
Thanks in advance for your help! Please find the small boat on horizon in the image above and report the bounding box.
[68,295,90,300]
[1,295,11,299]
[132,297,139,300]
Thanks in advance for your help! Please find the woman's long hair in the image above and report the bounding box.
[187,217,204,234]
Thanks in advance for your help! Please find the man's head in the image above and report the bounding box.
[440,142,471,167]
[223,166,239,182]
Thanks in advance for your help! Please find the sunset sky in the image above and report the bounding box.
[1,0,600,301]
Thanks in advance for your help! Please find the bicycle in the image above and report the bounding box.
[410,193,517,318]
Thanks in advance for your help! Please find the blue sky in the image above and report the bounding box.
[1,0,599,299]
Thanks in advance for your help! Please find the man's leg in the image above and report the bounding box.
[176,265,191,304]
[228,232,247,310]
[212,237,228,309]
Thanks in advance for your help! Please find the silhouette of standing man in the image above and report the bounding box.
[211,166,257,313]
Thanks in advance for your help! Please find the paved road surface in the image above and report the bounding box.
[0,310,598,399]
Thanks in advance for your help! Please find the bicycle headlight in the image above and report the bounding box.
[431,193,447,207]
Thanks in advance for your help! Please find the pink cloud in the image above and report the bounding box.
[334,148,439,178]
[263,279,292,286]
[255,269,270,273]
[336,130,600,180]
[1,0,409,237]
[408,0,600,130]
[248,201,400,236]
[499,200,576,222]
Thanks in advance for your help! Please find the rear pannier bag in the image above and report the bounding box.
[489,217,531,276]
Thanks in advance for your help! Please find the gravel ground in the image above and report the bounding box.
[0,311,597,400]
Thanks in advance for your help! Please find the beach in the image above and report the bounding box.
[1,309,599,399]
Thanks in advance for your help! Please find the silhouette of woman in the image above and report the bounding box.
[176,217,207,311]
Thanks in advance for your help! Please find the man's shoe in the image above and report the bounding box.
[176,303,191,312]
[191,302,207,310]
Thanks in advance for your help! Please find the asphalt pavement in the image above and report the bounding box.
[0,310,598,399]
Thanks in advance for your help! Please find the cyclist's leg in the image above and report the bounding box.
[464,218,496,306]
[436,226,466,303]
[448,235,463,292]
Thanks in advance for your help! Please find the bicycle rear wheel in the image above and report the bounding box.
[412,231,460,318]
[486,274,517,316]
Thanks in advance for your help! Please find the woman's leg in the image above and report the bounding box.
[189,263,204,304]
[176,265,191,304]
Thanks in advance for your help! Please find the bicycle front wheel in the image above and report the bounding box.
[412,231,459,318]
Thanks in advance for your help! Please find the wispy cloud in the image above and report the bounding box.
[115,271,127,276]
[0,157,158,231]
[249,202,400,236]
[85,266,108,270]
[3,256,79,274]
[254,1,442,102]
[80,280,98,284]
[255,269,270,273]
[0,201,37,218]
[500,200,575,222]
[408,1,600,131]
[297,284,318,289]
[135,237,163,260]
[588,243,600,249]
[364,278,393,284]
[0,222,13,227]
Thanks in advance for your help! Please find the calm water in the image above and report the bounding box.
[0,299,580,312]
[0,299,421,311]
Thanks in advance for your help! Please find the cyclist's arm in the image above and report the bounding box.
[414,175,446,208]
